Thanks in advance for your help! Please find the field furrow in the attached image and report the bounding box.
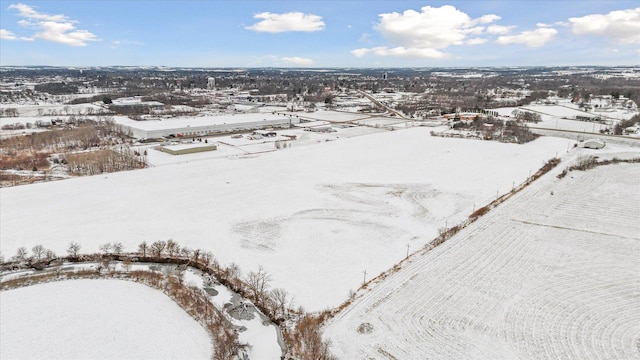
[325,162,640,359]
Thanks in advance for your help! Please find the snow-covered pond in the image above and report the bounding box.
[0,279,212,360]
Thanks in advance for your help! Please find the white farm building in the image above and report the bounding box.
[582,138,606,149]
[114,113,299,139]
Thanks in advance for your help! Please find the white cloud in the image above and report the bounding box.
[0,29,17,40]
[245,12,325,33]
[8,3,66,21]
[496,27,557,47]
[111,39,144,48]
[281,56,314,66]
[350,48,371,57]
[569,7,640,44]
[478,14,501,24]
[7,3,98,46]
[466,38,488,45]
[486,25,513,35]
[352,5,500,59]
[352,46,447,59]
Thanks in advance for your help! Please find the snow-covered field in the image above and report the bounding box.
[494,102,638,135]
[0,279,212,359]
[0,128,573,311]
[324,158,640,359]
[297,109,370,122]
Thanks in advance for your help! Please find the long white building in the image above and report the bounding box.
[114,112,299,139]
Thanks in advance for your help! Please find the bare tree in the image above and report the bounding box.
[150,240,166,258]
[246,266,272,301]
[180,246,192,259]
[122,257,131,272]
[99,242,112,255]
[112,242,124,256]
[13,247,28,263]
[287,315,335,360]
[202,251,213,267]
[214,327,244,360]
[67,242,81,258]
[226,262,241,286]
[138,241,148,257]
[166,239,179,257]
[45,249,56,260]
[32,244,46,261]
[191,248,201,263]
[270,288,289,319]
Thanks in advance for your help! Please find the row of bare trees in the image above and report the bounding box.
[65,148,146,176]
[0,108,19,117]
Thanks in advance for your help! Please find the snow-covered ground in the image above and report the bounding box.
[0,128,574,311]
[295,109,371,122]
[0,279,212,360]
[324,155,640,359]
[493,102,638,135]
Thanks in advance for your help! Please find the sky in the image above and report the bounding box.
[0,1,638,67]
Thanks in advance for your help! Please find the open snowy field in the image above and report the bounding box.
[494,106,610,133]
[0,279,212,360]
[1,128,572,311]
[494,102,638,135]
[295,109,373,122]
[324,158,640,359]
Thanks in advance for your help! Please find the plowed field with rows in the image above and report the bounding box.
[325,162,640,359]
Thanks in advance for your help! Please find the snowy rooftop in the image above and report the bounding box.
[162,142,216,151]
[113,113,291,131]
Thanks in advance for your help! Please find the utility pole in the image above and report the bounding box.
[406,244,410,259]
[363,270,367,285]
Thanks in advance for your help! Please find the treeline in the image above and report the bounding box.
[1,121,121,154]
[34,82,80,95]
[0,108,19,117]
[65,148,146,176]
[0,121,145,185]
[557,155,640,179]
[613,114,639,135]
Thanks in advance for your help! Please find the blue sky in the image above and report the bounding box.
[0,1,638,67]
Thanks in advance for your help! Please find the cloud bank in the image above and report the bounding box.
[6,3,98,46]
[569,7,640,44]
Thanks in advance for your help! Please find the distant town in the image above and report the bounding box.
[1,65,638,185]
